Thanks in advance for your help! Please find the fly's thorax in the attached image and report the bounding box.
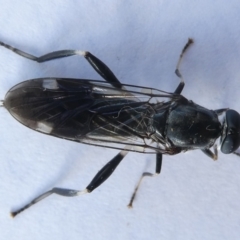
[164,102,221,149]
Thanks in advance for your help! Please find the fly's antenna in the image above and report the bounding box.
[0,100,4,107]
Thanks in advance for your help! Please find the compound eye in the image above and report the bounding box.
[221,110,240,154]
[221,134,240,154]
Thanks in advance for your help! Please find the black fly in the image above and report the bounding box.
[1,39,239,217]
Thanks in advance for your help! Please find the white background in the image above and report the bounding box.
[0,1,240,240]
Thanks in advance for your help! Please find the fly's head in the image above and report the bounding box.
[221,109,240,154]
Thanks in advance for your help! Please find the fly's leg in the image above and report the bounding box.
[0,41,122,88]
[127,153,162,208]
[202,145,218,160]
[11,150,128,217]
[174,38,194,94]
[83,51,122,88]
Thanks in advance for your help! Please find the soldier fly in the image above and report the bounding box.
[1,38,240,217]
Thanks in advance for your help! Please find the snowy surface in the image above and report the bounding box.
[1,1,240,240]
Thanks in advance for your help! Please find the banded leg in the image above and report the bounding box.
[0,41,122,88]
[127,153,162,208]
[174,38,194,94]
[11,150,128,217]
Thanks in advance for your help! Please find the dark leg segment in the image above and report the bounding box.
[86,149,127,192]
[155,153,163,173]
[174,38,194,94]
[11,150,128,217]
[0,41,122,88]
[84,52,122,88]
[127,153,162,208]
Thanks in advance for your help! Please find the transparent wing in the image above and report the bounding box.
[4,78,178,153]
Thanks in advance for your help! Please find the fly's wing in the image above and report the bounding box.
[4,78,175,153]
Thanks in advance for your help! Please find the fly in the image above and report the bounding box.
[1,39,239,217]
